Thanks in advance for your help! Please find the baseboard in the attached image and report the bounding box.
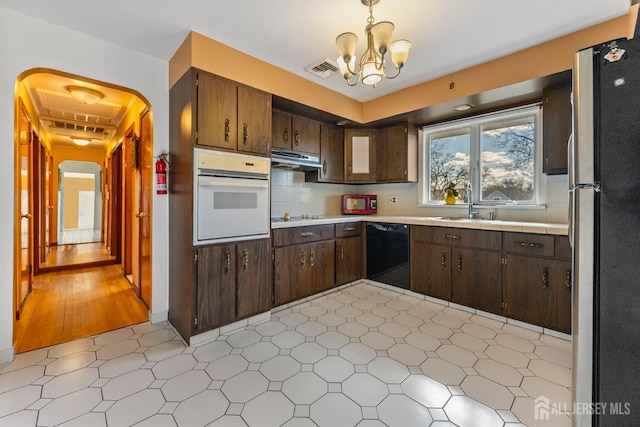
[0,346,15,364]
[150,310,168,324]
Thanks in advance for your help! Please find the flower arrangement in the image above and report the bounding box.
[444,182,458,204]
[444,182,459,197]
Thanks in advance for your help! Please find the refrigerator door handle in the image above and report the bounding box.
[568,134,575,248]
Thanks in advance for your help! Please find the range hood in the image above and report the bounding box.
[271,151,322,171]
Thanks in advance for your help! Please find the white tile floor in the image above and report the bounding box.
[0,282,572,427]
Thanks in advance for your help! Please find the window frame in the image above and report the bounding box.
[419,104,543,207]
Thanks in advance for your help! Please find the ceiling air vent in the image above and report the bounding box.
[305,59,339,79]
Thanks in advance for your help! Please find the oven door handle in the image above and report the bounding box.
[198,176,269,189]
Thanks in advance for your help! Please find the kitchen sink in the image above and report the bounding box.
[435,217,466,220]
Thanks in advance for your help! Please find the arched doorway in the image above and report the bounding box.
[13,69,153,352]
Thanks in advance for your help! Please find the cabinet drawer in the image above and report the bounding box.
[454,229,502,250]
[335,222,362,238]
[503,233,554,257]
[273,224,335,246]
[412,226,501,251]
[412,226,454,245]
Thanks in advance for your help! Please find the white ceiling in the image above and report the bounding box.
[0,0,632,102]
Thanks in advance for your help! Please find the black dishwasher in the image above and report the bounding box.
[366,222,410,289]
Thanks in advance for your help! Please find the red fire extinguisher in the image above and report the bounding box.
[156,153,168,194]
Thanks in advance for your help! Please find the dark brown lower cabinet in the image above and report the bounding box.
[336,235,363,286]
[410,226,502,312]
[236,239,271,318]
[411,241,451,301]
[196,238,270,333]
[504,255,572,333]
[452,247,502,315]
[410,226,572,333]
[274,240,335,306]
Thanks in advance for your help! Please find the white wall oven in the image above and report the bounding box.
[194,148,270,245]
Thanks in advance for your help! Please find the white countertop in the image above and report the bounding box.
[271,215,568,235]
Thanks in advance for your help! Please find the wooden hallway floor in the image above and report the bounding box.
[14,265,149,354]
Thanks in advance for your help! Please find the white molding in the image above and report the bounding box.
[149,310,168,324]
[0,346,14,364]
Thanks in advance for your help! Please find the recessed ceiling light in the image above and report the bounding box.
[453,103,474,112]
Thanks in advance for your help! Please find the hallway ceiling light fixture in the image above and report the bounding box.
[71,137,91,146]
[66,85,104,105]
[336,0,411,88]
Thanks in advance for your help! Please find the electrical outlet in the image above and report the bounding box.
[389,196,397,204]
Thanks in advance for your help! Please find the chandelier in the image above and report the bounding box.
[336,0,411,87]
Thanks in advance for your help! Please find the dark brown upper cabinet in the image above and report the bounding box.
[377,123,418,183]
[542,84,571,175]
[197,71,271,156]
[271,109,320,155]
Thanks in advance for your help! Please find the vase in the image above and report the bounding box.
[444,190,457,205]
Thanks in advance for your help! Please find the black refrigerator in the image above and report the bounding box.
[570,28,640,426]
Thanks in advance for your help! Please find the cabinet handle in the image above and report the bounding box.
[243,123,248,145]
[242,249,249,272]
[294,130,300,146]
[300,231,315,238]
[343,226,356,232]
[516,241,542,248]
[224,252,231,274]
[441,251,447,270]
[224,119,230,142]
[322,160,327,175]
[542,266,549,288]
[340,244,344,260]
[300,250,305,268]
[310,248,316,267]
[444,234,461,240]
[457,255,462,272]
[284,127,289,143]
[565,269,572,290]
[348,165,352,176]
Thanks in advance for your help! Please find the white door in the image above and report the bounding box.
[78,190,95,229]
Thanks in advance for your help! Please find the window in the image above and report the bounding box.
[420,105,541,206]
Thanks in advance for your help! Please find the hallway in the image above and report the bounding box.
[14,265,149,354]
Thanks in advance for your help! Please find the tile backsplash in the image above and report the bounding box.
[271,169,569,224]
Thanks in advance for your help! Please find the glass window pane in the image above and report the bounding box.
[429,128,470,202]
[480,116,535,202]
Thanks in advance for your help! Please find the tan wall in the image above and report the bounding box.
[62,176,94,229]
[170,7,638,124]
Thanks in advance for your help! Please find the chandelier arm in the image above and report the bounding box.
[380,64,402,79]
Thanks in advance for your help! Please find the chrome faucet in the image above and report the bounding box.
[466,182,479,219]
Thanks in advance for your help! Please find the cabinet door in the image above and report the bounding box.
[377,124,417,183]
[306,124,344,183]
[452,248,502,315]
[310,240,336,293]
[505,254,556,328]
[272,110,292,150]
[197,244,236,331]
[197,73,237,150]
[336,236,363,285]
[553,262,572,334]
[542,84,571,175]
[345,129,377,182]
[411,241,451,301]
[237,85,271,155]
[236,239,271,318]
[274,245,309,306]
[292,116,321,155]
